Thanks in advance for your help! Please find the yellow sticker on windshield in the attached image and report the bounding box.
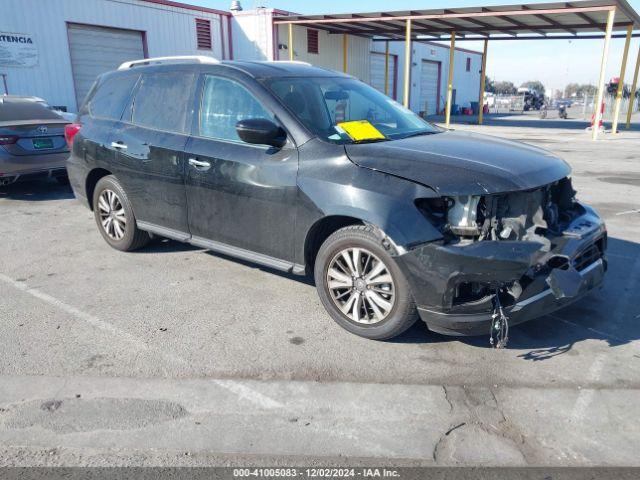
[337,120,385,142]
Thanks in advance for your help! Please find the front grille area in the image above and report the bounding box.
[573,237,605,271]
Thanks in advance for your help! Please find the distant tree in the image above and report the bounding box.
[493,80,517,94]
[565,83,597,97]
[485,76,495,93]
[564,83,581,97]
[520,80,545,96]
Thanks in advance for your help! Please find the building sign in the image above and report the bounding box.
[0,32,38,67]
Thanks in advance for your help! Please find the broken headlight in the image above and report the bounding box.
[415,196,482,238]
[447,195,481,236]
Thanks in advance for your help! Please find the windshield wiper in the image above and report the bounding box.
[399,131,438,139]
[351,137,390,144]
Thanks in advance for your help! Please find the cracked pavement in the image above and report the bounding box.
[1,122,639,466]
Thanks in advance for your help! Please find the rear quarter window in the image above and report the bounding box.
[131,72,196,133]
[89,74,139,120]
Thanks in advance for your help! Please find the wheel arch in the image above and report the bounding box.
[85,168,112,210]
[303,215,365,275]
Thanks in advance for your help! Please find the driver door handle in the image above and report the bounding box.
[188,158,211,171]
[110,141,127,150]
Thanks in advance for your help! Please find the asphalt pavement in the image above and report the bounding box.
[1,120,639,466]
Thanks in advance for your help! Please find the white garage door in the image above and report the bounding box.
[419,60,440,115]
[369,52,396,99]
[68,24,144,109]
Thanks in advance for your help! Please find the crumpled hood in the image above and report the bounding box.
[344,130,571,196]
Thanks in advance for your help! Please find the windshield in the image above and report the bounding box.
[267,76,440,144]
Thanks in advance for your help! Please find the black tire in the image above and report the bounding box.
[314,225,418,340]
[92,175,151,252]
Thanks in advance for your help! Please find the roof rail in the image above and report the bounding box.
[118,55,221,70]
[266,60,312,66]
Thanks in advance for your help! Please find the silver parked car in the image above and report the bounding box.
[0,95,71,186]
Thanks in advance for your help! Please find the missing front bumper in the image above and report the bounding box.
[417,258,605,336]
[395,208,607,336]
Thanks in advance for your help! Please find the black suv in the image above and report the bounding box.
[67,56,606,340]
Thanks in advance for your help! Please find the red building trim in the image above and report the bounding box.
[141,30,149,58]
[139,0,230,17]
[420,40,481,57]
[272,19,279,60]
[227,15,234,60]
[219,17,225,59]
[392,53,398,101]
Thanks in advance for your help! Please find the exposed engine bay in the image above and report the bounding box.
[417,177,583,249]
[406,176,606,342]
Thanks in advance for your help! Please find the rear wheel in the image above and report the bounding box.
[92,175,150,251]
[314,225,418,340]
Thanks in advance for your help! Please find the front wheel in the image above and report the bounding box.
[314,225,418,340]
[92,175,151,251]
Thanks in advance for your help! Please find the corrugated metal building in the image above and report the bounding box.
[231,8,481,115]
[0,0,231,112]
[371,41,483,115]
[1,0,480,116]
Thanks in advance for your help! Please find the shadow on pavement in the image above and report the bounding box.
[195,235,639,353]
[357,237,639,354]
[8,177,634,356]
[0,178,75,201]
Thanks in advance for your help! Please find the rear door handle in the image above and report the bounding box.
[188,158,211,171]
[110,141,127,150]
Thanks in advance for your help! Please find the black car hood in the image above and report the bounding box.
[344,130,571,196]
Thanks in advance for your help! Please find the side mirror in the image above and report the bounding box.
[236,118,287,148]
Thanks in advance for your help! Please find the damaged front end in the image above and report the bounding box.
[398,177,607,336]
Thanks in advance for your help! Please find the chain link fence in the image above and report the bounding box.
[485,93,640,121]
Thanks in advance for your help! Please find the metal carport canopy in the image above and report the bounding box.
[273,0,640,139]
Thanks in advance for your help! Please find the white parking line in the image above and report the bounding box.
[570,353,606,424]
[549,315,628,343]
[212,379,284,409]
[0,273,159,355]
[614,209,640,216]
[0,273,284,409]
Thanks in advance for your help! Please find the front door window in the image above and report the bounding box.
[199,75,274,143]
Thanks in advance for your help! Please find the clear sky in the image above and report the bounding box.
[194,0,640,94]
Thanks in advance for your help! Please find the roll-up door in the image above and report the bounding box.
[67,23,144,109]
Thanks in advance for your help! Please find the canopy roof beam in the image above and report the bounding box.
[274,5,620,26]
[445,10,518,36]
[482,7,548,36]
[566,2,605,31]
[521,5,577,34]
[349,22,633,37]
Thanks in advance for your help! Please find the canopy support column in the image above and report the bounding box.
[384,40,390,96]
[445,31,456,128]
[403,20,412,108]
[626,44,640,129]
[612,25,633,134]
[478,38,488,125]
[592,8,616,140]
[288,24,294,61]
[343,34,348,73]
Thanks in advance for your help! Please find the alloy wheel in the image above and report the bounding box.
[326,247,396,324]
[97,189,127,241]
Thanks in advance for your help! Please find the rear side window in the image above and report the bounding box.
[199,75,274,142]
[89,75,139,120]
[131,72,196,133]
